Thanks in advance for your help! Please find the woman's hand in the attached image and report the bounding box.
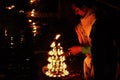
[68,46,81,55]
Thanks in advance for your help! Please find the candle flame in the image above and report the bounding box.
[55,34,61,40]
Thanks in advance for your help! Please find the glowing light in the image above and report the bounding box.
[10,42,14,45]
[43,34,69,77]
[6,5,15,10]
[55,34,61,40]
[19,10,24,13]
[30,0,36,4]
[30,9,35,17]
[50,42,55,47]
[28,19,32,22]
[32,22,36,26]
[4,29,7,36]
[11,36,13,40]
[48,51,54,55]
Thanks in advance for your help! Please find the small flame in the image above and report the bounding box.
[44,34,69,77]
[55,34,61,40]
[50,42,55,47]
[30,0,36,4]
[6,5,15,10]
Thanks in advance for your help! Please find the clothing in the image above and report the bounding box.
[75,9,96,46]
[84,55,94,80]
[81,46,91,54]
[75,9,96,80]
[90,2,120,80]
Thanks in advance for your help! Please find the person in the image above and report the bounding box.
[68,0,96,80]
[90,0,120,80]
[68,0,120,80]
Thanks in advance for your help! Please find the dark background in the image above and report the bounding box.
[0,0,120,80]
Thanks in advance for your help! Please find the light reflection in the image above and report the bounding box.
[6,5,15,10]
[4,29,8,37]
[30,0,36,4]
[19,10,25,13]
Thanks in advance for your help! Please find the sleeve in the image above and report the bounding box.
[81,46,91,54]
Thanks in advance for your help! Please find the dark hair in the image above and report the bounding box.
[70,0,95,9]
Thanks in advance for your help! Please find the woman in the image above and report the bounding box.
[68,0,96,80]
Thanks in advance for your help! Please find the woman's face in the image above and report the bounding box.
[72,4,86,17]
